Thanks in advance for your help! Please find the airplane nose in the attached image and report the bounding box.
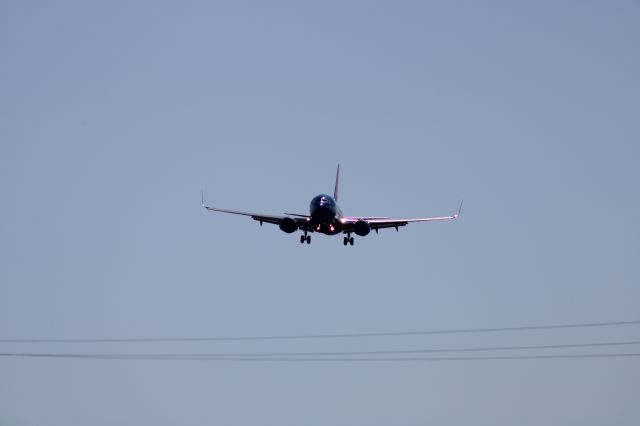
[312,205,334,222]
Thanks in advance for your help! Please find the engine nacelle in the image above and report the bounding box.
[353,220,371,237]
[279,217,298,233]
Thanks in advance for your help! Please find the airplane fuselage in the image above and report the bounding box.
[309,194,343,235]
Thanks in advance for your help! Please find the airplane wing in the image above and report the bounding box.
[341,201,463,232]
[283,213,311,218]
[201,192,312,228]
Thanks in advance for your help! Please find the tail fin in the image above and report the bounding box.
[333,164,340,202]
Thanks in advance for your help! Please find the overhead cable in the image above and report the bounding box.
[1,319,639,344]
[1,352,639,362]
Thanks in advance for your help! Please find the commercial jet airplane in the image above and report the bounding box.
[202,165,461,246]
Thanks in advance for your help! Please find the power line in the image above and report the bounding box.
[1,319,639,343]
[1,340,639,360]
[5,340,639,358]
[1,352,639,362]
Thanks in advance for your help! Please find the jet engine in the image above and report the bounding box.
[279,217,298,233]
[353,220,371,237]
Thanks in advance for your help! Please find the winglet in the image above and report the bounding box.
[201,190,205,208]
[333,164,340,202]
[454,200,463,218]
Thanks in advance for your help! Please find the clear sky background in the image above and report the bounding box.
[1,1,639,425]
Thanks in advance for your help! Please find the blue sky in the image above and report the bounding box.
[1,1,639,425]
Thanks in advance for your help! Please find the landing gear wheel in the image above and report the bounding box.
[343,237,348,246]
[349,237,354,245]
[300,235,305,244]
[306,235,311,244]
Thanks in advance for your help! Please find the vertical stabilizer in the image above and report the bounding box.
[333,164,340,202]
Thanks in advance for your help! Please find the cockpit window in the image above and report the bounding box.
[312,194,334,206]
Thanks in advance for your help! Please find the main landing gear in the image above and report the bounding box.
[343,234,354,246]
[300,232,311,244]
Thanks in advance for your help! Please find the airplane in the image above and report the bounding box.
[201,165,461,246]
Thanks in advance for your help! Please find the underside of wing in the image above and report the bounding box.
[341,202,462,233]
[283,212,311,218]
[342,216,390,221]
[202,204,285,225]
[201,193,310,228]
